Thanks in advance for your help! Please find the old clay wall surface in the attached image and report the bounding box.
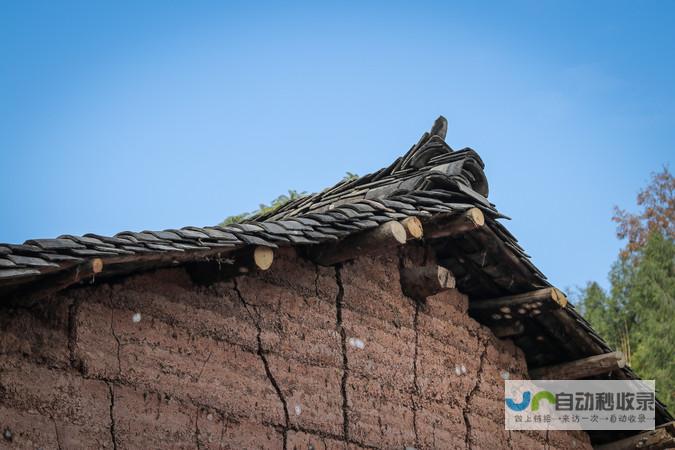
[0,248,592,449]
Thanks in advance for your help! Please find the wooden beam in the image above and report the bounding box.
[400,264,455,299]
[492,321,525,339]
[595,422,675,450]
[186,246,274,284]
[309,220,407,266]
[536,307,608,359]
[21,258,104,302]
[424,207,485,239]
[531,312,587,361]
[401,217,424,240]
[529,351,625,380]
[469,287,568,321]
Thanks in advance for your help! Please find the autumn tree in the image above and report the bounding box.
[613,166,674,260]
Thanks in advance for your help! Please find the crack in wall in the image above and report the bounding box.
[284,424,379,450]
[107,382,118,450]
[194,408,201,450]
[108,291,122,377]
[313,265,321,299]
[333,265,350,443]
[218,416,225,449]
[195,351,212,384]
[52,417,62,450]
[233,278,290,450]
[67,297,83,371]
[411,300,421,448]
[462,338,488,450]
[398,246,422,449]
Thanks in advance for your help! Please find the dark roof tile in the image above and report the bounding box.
[26,238,86,250]
[7,255,59,268]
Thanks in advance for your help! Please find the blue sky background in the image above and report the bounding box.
[1,1,673,293]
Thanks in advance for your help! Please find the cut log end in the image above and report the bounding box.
[401,217,424,240]
[551,287,569,308]
[400,264,455,299]
[90,258,104,274]
[616,351,627,369]
[253,246,274,270]
[466,207,485,227]
[383,220,407,244]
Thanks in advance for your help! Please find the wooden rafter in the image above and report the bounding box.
[423,207,485,239]
[529,351,626,380]
[308,220,407,266]
[469,287,568,321]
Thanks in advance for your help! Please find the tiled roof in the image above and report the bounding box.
[0,123,518,296]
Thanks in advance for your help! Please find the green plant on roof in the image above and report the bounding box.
[220,172,359,225]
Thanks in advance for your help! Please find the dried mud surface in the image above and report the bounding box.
[0,248,592,450]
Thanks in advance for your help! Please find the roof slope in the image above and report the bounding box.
[0,117,671,432]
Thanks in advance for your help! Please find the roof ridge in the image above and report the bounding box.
[250,117,488,222]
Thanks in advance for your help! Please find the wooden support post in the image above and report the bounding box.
[401,217,424,240]
[400,264,455,299]
[595,422,675,450]
[469,287,568,322]
[309,220,407,266]
[529,351,626,380]
[492,321,525,339]
[424,207,485,239]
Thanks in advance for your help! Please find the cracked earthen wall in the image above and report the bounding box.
[0,248,593,450]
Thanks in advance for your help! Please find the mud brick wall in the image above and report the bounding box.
[0,247,592,449]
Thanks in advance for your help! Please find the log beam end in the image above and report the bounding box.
[401,217,424,240]
[253,246,274,271]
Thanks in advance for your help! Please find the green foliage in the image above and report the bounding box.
[219,172,358,225]
[576,282,614,343]
[219,189,307,225]
[343,171,359,181]
[627,233,675,411]
[577,236,675,411]
[577,166,674,411]
[220,213,249,225]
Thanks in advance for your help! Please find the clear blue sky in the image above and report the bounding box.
[1,1,673,292]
